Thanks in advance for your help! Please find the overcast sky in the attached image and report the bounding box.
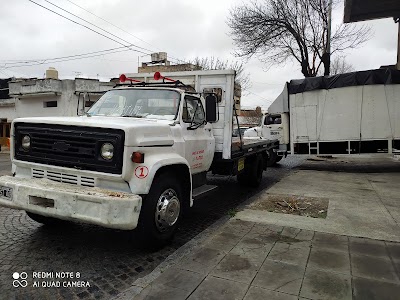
[0,0,398,110]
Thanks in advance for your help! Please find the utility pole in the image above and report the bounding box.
[324,0,333,75]
[397,18,400,70]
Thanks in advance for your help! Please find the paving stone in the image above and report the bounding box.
[210,253,258,284]
[244,286,297,300]
[300,269,352,300]
[152,267,205,291]
[268,242,310,267]
[386,241,400,261]
[178,247,226,275]
[349,237,388,258]
[241,231,281,246]
[231,240,273,263]
[187,275,248,300]
[308,248,351,274]
[351,254,400,283]
[312,232,349,252]
[205,231,243,252]
[135,283,190,300]
[281,227,314,241]
[252,259,304,296]
[250,223,283,235]
[353,277,400,300]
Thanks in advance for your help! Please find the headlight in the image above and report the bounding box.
[100,143,114,160]
[22,135,31,150]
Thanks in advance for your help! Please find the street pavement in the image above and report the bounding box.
[0,152,304,299]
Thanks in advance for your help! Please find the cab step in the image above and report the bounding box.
[193,184,218,200]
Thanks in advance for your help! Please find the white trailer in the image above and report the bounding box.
[249,69,400,156]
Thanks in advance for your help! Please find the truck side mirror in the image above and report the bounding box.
[205,95,218,122]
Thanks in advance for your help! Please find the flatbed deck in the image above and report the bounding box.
[231,137,279,159]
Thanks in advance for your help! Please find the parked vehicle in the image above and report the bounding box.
[0,69,279,247]
[246,68,400,159]
[232,126,251,137]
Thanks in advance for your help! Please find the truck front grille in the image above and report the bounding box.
[32,168,95,187]
[15,123,124,174]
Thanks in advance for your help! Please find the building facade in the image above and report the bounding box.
[0,75,114,148]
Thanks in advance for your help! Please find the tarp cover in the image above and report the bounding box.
[289,68,400,95]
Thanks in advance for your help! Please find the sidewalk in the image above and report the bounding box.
[124,220,400,300]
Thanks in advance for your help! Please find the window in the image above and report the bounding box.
[182,96,205,124]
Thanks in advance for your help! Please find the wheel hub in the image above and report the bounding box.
[155,189,180,232]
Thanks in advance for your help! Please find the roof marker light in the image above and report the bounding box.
[153,72,176,82]
[119,74,142,83]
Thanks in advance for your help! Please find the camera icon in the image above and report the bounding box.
[12,272,28,288]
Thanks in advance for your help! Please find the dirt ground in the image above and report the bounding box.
[248,193,329,218]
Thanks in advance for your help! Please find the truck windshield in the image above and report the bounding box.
[87,89,180,120]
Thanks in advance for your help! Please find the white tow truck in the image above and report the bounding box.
[0,69,279,246]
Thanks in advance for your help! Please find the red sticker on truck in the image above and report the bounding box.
[135,166,149,179]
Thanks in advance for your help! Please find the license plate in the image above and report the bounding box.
[0,186,13,200]
[271,131,280,135]
[238,158,245,171]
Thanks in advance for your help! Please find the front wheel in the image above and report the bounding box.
[136,173,183,248]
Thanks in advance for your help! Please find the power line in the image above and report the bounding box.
[28,0,151,56]
[242,88,271,101]
[42,0,154,54]
[1,48,132,69]
[62,0,186,64]
[63,0,162,52]
[0,46,128,66]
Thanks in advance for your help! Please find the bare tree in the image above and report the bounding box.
[188,56,251,91]
[227,0,371,77]
[329,56,355,75]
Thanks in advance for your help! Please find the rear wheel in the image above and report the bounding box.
[136,173,183,248]
[266,149,278,166]
[26,211,63,226]
[237,155,264,188]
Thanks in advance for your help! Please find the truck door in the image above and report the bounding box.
[180,95,215,173]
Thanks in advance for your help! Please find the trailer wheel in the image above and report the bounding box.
[136,173,183,248]
[237,155,264,187]
[26,212,63,226]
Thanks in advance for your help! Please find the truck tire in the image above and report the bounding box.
[26,211,63,226]
[275,155,283,163]
[266,149,278,167]
[136,173,183,248]
[237,155,264,188]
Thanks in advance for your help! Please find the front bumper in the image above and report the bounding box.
[0,176,142,230]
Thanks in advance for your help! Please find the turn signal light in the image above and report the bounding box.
[131,152,144,163]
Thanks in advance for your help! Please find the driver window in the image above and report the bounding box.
[182,96,205,123]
